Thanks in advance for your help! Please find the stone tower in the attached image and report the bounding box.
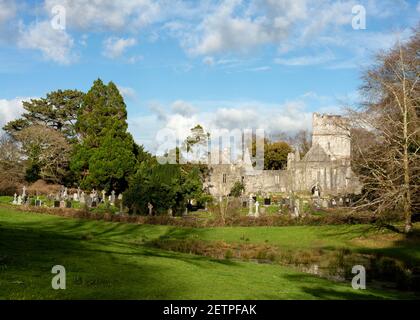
[311,113,350,160]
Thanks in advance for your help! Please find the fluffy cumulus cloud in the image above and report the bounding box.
[44,0,162,31]
[171,100,197,116]
[129,92,342,152]
[18,21,75,64]
[180,0,298,55]
[0,97,30,129]
[4,0,416,66]
[103,37,137,59]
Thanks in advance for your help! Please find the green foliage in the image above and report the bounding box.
[124,162,206,215]
[264,141,293,170]
[3,90,84,142]
[230,181,245,197]
[25,163,41,183]
[252,138,292,170]
[70,79,137,192]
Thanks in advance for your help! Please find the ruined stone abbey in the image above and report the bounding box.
[207,113,362,198]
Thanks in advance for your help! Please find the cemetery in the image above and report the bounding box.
[0,26,418,300]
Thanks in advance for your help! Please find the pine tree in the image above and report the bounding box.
[71,79,136,192]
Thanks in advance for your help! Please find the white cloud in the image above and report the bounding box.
[171,100,197,116]
[130,91,346,152]
[247,66,271,72]
[18,21,75,64]
[103,37,137,59]
[184,0,288,56]
[127,55,144,64]
[274,51,335,66]
[117,86,136,100]
[0,0,15,25]
[44,0,162,31]
[0,97,31,129]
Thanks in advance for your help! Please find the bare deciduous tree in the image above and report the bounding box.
[0,134,25,194]
[349,30,419,233]
[16,125,72,184]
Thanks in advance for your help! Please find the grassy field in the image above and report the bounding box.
[0,206,418,299]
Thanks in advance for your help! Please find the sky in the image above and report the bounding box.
[0,0,418,153]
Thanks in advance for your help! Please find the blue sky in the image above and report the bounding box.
[0,0,419,152]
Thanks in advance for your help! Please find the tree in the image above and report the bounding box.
[0,134,25,195]
[123,162,205,215]
[15,125,71,184]
[230,181,245,197]
[264,141,293,170]
[70,79,137,192]
[292,130,312,158]
[3,90,84,142]
[250,137,292,170]
[183,124,209,163]
[349,29,419,233]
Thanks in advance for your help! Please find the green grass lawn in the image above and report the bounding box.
[0,207,417,299]
[164,224,420,264]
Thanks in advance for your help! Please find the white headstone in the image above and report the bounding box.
[255,201,260,218]
[80,192,86,204]
[148,202,153,216]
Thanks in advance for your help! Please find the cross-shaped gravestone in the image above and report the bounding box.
[148,202,153,216]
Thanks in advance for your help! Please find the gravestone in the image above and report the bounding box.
[73,193,79,202]
[148,203,153,216]
[86,196,92,208]
[80,192,86,204]
[168,208,173,217]
[118,194,123,213]
[321,199,329,208]
[102,190,106,203]
[345,198,351,206]
[338,198,344,206]
[35,198,42,207]
[293,201,300,218]
[242,200,247,208]
[60,200,66,208]
[254,201,260,218]
[111,190,116,205]
[12,193,17,205]
[331,198,337,207]
[17,196,22,205]
[248,195,254,216]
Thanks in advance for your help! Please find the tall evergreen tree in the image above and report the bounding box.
[71,79,136,192]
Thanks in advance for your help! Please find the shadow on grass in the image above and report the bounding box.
[0,222,191,299]
[282,274,393,300]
